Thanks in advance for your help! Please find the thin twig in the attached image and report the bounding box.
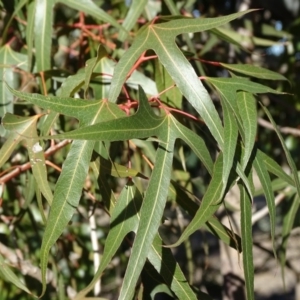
[0,140,71,184]
[258,118,300,137]
[252,186,291,225]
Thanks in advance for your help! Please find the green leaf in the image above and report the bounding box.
[279,195,300,287]
[26,1,35,70]
[148,235,198,300]
[220,95,238,186]
[109,11,256,149]
[119,124,176,299]
[0,117,33,169]
[155,61,182,109]
[220,63,288,81]
[0,255,32,295]
[83,45,108,98]
[239,183,254,300]
[118,0,148,41]
[170,181,241,251]
[74,181,143,300]
[39,100,122,296]
[0,45,28,122]
[2,113,53,205]
[257,150,294,187]
[39,88,167,141]
[261,104,300,198]
[213,26,284,48]
[92,154,146,179]
[171,118,214,175]
[237,91,257,169]
[34,0,55,72]
[168,154,224,248]
[253,153,276,257]
[206,76,284,96]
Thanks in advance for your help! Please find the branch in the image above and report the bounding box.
[0,140,71,184]
[258,118,300,137]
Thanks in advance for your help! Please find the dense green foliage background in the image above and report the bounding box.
[0,1,300,299]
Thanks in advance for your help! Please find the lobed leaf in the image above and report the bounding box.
[39,100,122,296]
[118,123,176,299]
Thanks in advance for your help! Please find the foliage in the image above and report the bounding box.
[0,1,299,299]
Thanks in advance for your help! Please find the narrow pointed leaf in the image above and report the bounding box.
[257,150,294,186]
[84,45,108,97]
[74,181,143,300]
[261,104,300,198]
[220,63,288,81]
[118,124,176,299]
[279,195,300,287]
[34,0,54,72]
[39,100,121,296]
[220,96,238,185]
[0,118,33,168]
[92,154,145,179]
[148,235,198,299]
[150,10,256,35]
[237,91,257,169]
[118,0,148,41]
[253,154,276,257]
[26,0,35,69]
[206,77,285,96]
[0,255,32,295]
[239,183,254,300]
[168,154,224,248]
[0,45,28,122]
[170,181,241,251]
[171,117,214,175]
[213,26,283,48]
[6,84,122,125]
[147,27,224,148]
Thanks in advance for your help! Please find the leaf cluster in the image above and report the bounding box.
[0,1,299,300]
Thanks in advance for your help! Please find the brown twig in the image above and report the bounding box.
[0,140,71,184]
